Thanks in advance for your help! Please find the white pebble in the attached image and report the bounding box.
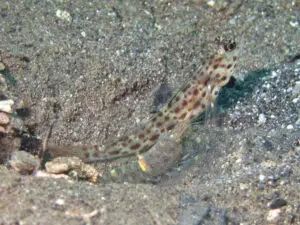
[259,174,266,183]
[207,0,215,7]
[0,99,14,113]
[258,114,267,125]
[267,209,281,221]
[287,124,293,130]
[55,198,65,205]
[270,71,277,78]
[56,10,72,23]
[289,20,299,27]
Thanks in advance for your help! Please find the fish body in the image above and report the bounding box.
[47,38,238,164]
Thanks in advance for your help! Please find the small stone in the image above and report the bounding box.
[268,198,287,209]
[259,174,266,183]
[0,99,14,113]
[207,0,215,7]
[0,62,5,71]
[258,114,266,125]
[0,112,10,125]
[56,9,72,23]
[270,71,277,78]
[0,126,5,133]
[45,156,98,183]
[239,183,248,190]
[289,20,299,27]
[287,124,293,130]
[280,180,288,185]
[267,208,281,221]
[55,198,65,206]
[9,151,40,175]
[45,156,82,174]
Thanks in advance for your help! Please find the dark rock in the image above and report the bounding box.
[269,199,287,209]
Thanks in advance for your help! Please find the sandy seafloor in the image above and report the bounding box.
[0,0,300,224]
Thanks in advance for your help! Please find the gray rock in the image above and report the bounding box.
[9,151,40,175]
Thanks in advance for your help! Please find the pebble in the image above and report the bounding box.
[289,20,299,27]
[267,208,281,221]
[258,113,267,125]
[259,174,266,183]
[0,112,10,125]
[56,9,72,23]
[268,198,287,209]
[0,99,14,113]
[9,151,40,175]
[55,198,65,206]
[0,62,5,71]
[286,124,293,130]
[0,126,5,133]
[45,157,82,174]
[46,156,99,183]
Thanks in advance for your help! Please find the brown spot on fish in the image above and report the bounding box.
[189,115,195,120]
[167,102,172,108]
[122,142,128,147]
[109,150,120,155]
[161,128,165,133]
[130,143,141,150]
[182,100,188,107]
[215,57,223,62]
[221,76,227,82]
[213,64,219,69]
[227,64,232,69]
[138,133,145,139]
[158,112,163,117]
[220,64,226,68]
[179,112,187,120]
[164,115,170,121]
[150,134,160,141]
[216,73,221,78]
[151,117,157,122]
[156,122,163,127]
[204,77,210,86]
[166,123,176,131]
[175,96,180,101]
[193,100,201,109]
[85,153,90,158]
[193,89,199,96]
[202,92,206,98]
[146,129,151,134]
[174,107,181,113]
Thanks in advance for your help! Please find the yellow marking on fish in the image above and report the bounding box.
[137,155,149,172]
